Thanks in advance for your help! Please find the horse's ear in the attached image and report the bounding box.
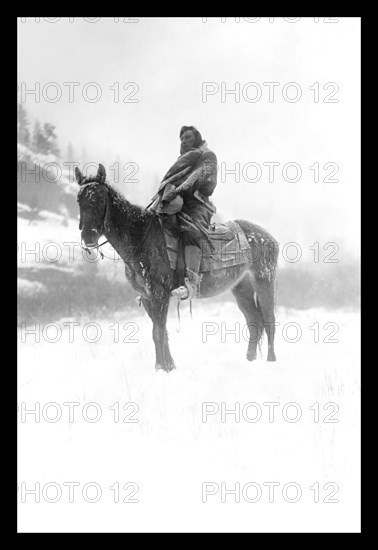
[75,167,84,185]
[97,163,106,184]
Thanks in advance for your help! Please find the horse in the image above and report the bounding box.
[75,163,279,372]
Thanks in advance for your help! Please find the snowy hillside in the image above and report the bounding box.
[17,204,140,324]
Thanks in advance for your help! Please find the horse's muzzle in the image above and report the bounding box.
[81,228,99,248]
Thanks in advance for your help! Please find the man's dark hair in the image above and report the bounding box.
[179,126,205,148]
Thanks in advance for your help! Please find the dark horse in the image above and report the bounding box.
[76,164,279,372]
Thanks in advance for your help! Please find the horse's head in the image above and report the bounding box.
[75,163,109,247]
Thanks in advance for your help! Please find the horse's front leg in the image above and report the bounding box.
[142,297,176,372]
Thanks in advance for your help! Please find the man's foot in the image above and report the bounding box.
[171,246,202,300]
[171,285,189,300]
[171,275,199,300]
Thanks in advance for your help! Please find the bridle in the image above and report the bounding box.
[79,182,110,259]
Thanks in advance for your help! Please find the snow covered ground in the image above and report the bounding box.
[18,302,360,532]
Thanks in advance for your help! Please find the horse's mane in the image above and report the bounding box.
[104,181,155,239]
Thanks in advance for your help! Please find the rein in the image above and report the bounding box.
[81,239,109,260]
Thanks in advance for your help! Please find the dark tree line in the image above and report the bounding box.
[17,104,63,158]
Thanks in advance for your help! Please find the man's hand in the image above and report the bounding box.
[162,188,178,203]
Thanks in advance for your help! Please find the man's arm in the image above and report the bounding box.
[162,150,217,202]
[174,165,201,194]
[161,149,203,182]
[175,156,217,195]
[161,167,201,203]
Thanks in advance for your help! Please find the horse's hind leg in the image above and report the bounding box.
[231,275,264,361]
[253,276,277,361]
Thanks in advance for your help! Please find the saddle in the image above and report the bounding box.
[160,217,252,273]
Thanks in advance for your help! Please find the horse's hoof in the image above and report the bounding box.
[246,352,257,361]
[267,355,277,362]
[165,360,176,372]
[155,362,176,373]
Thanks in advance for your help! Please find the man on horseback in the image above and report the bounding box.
[148,126,218,300]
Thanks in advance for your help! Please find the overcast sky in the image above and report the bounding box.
[18,17,360,256]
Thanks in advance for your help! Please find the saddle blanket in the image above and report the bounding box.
[162,220,252,272]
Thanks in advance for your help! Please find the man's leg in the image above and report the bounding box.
[183,244,203,299]
[171,237,202,300]
[171,206,211,300]
[171,230,203,300]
